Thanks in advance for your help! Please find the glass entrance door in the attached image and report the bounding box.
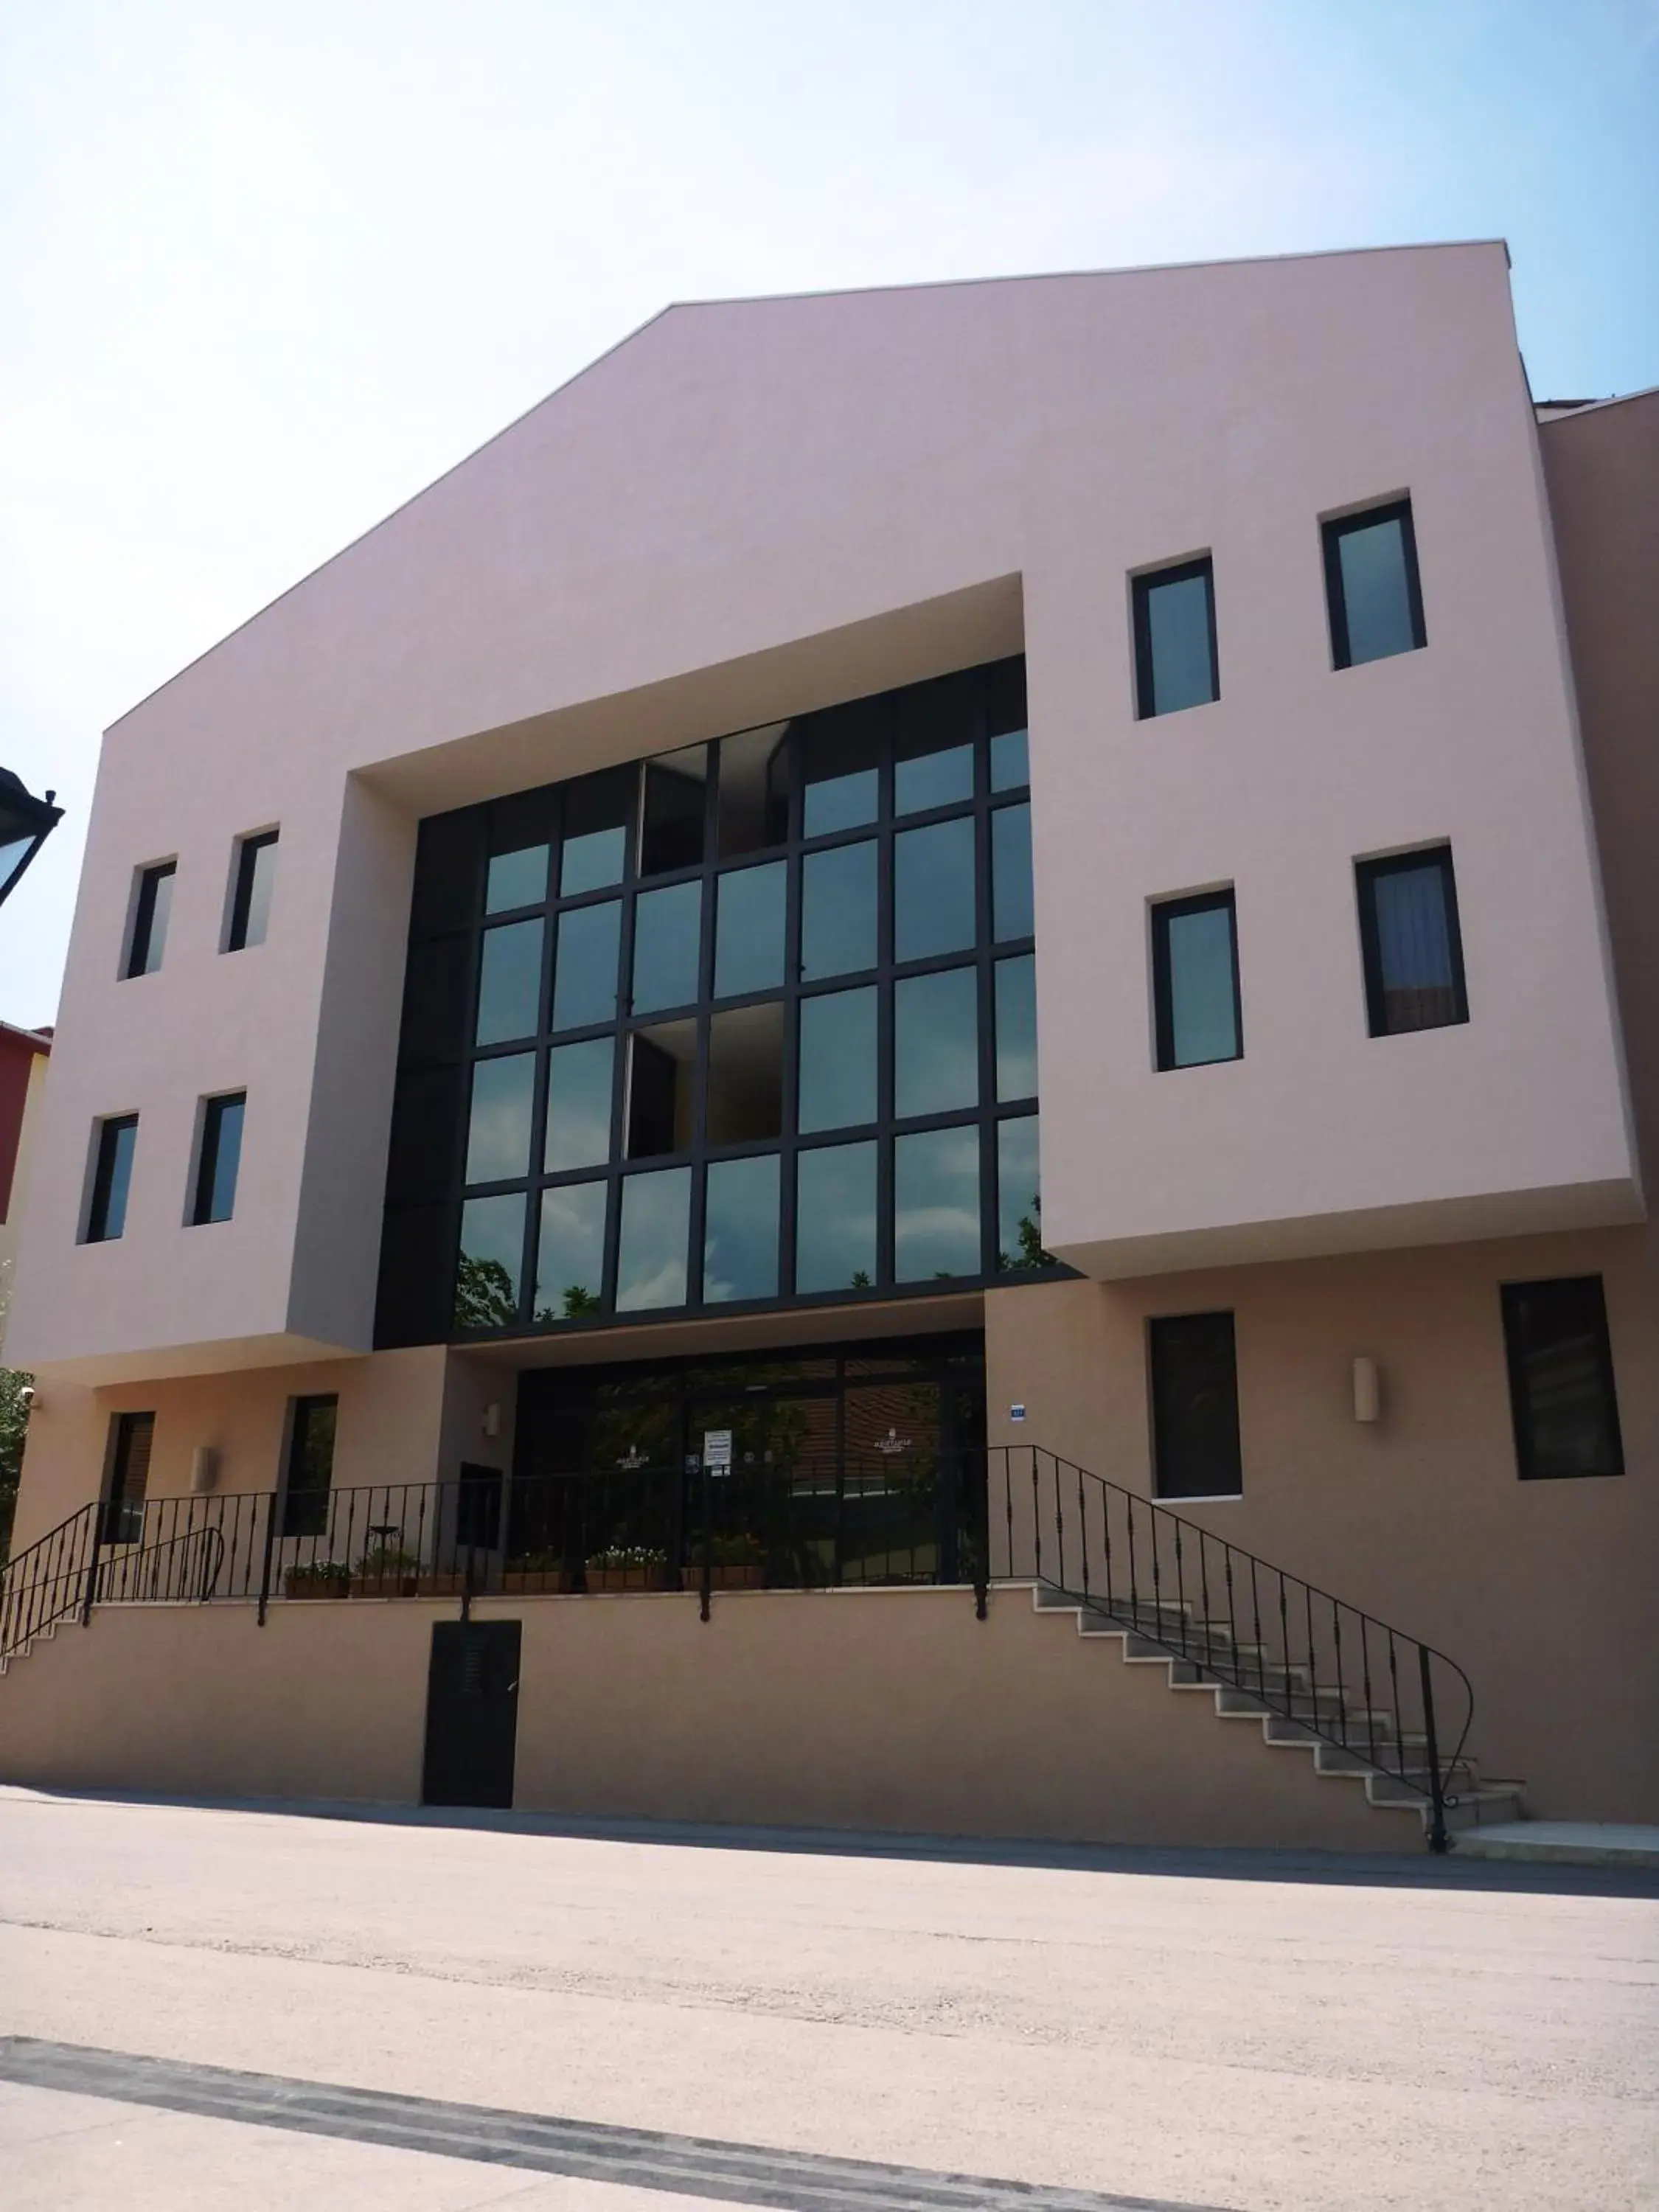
[512,1333,985,1590]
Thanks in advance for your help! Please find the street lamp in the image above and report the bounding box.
[0,771,63,911]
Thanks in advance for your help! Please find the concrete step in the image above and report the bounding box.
[1450,1821,1659,1868]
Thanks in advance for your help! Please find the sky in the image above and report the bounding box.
[1,0,1655,1029]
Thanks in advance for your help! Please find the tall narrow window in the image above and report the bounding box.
[191,1093,246,1224]
[103,1411,154,1543]
[125,863,175,978]
[227,830,279,950]
[1149,1312,1242,1499]
[282,1394,338,1538]
[85,1115,138,1242]
[1356,847,1467,1036]
[1501,1276,1623,1481]
[1324,498,1425,668]
[1133,557,1218,718]
[1152,891,1242,1070]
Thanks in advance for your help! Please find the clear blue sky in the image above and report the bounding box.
[2,0,1655,1026]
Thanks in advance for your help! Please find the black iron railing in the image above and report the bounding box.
[1,1450,986,1630]
[987,1444,1473,1851]
[0,1503,99,1663]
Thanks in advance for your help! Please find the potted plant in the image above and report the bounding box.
[283,1559,350,1600]
[698,1531,766,1590]
[350,1542,421,1598]
[498,1548,571,1595]
[582,1544,669,1593]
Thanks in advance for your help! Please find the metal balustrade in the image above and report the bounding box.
[987,1443,1473,1852]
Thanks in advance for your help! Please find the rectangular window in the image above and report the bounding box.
[995,1114,1045,1271]
[466,1055,535,1185]
[703,1153,781,1303]
[1133,557,1219,718]
[125,862,175,978]
[1356,847,1467,1036]
[535,1181,607,1321]
[1324,498,1425,668]
[893,1124,981,1281]
[282,1394,338,1539]
[615,1166,691,1310]
[798,987,877,1133]
[1501,1276,1624,1481]
[1152,891,1242,1070]
[191,1093,246,1224]
[1149,1312,1242,1499]
[226,830,279,950]
[103,1410,154,1543]
[456,1194,526,1330]
[85,1114,138,1242]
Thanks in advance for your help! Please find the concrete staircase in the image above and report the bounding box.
[0,1618,66,1677]
[1028,1584,1526,1843]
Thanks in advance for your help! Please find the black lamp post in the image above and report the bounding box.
[0,771,63,911]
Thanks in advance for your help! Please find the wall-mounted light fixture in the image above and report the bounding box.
[1352,1357,1381,1425]
[481,1402,501,1439]
[190,1445,220,1492]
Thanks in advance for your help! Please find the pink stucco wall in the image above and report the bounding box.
[7,244,1637,1379]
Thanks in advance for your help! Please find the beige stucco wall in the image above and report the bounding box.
[7,1346,465,1556]
[0,1585,1420,1852]
[983,1223,1659,1826]
[9,244,1638,1383]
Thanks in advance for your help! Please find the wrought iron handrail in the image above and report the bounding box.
[988,1444,1473,1849]
[97,1523,226,1607]
[987,1444,1473,1852]
[17,1448,987,1626]
[0,1503,100,1663]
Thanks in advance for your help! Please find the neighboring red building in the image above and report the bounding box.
[0,1020,52,1354]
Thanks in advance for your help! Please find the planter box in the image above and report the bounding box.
[498,1568,571,1595]
[414,1573,470,1598]
[584,1565,669,1592]
[283,1570,349,1600]
[349,1574,420,1599]
[703,1562,765,1590]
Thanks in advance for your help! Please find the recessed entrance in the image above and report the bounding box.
[511,1332,985,1591]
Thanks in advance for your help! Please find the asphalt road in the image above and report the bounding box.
[0,1788,1654,2212]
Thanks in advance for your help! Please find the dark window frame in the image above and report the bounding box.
[190,1091,247,1225]
[102,1409,154,1544]
[1500,1275,1624,1482]
[1322,497,1426,670]
[1131,555,1220,720]
[1355,845,1468,1038]
[124,860,176,979]
[281,1394,339,1538]
[226,830,279,952]
[380,658,1060,1346]
[84,1113,139,1243]
[1148,1310,1244,1501]
[1151,888,1242,1072]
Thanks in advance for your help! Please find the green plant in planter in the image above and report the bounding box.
[507,1548,568,1573]
[703,1531,765,1566]
[585,1545,669,1571]
[355,1543,421,1579]
[284,1559,349,1596]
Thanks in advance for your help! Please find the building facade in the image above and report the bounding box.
[1,243,1655,1847]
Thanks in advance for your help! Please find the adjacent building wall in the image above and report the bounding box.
[0,1586,1419,1852]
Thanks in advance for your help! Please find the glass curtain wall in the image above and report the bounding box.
[377,655,1049,1346]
